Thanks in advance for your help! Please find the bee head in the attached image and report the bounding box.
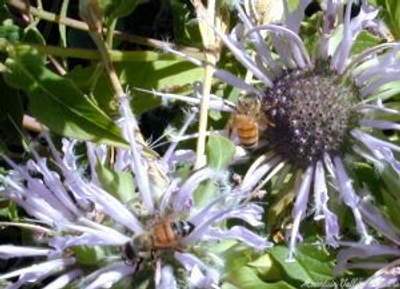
[122,233,154,263]
[237,94,261,116]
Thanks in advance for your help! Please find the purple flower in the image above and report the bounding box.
[335,195,400,289]
[164,0,400,260]
[0,94,271,288]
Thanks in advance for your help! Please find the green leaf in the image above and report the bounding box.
[206,134,236,170]
[351,31,382,55]
[379,0,400,40]
[3,45,128,147]
[381,164,400,227]
[73,246,107,266]
[193,135,235,207]
[170,0,202,47]
[119,59,203,114]
[224,265,295,289]
[68,57,203,117]
[270,245,335,286]
[193,179,220,208]
[96,162,135,204]
[0,20,22,42]
[99,0,142,22]
[23,27,45,45]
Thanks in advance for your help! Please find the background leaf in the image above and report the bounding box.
[377,0,400,40]
[3,45,128,147]
[96,162,136,204]
[99,0,142,22]
[269,245,335,287]
[206,134,236,170]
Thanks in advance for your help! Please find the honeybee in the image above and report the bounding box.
[228,94,274,149]
[122,219,195,264]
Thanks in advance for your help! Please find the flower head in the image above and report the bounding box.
[164,0,400,260]
[0,94,270,289]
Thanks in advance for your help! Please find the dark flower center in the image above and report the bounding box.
[261,61,359,168]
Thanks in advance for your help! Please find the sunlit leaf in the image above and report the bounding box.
[206,134,236,170]
[96,161,135,204]
[73,246,107,266]
[270,245,335,286]
[3,45,128,147]
[351,31,382,55]
[119,59,203,114]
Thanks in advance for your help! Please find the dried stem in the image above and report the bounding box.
[192,0,228,169]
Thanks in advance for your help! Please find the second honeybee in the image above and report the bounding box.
[228,94,274,149]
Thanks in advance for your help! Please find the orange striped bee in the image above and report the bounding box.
[228,94,274,149]
[123,219,194,263]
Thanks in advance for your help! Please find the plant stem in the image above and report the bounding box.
[7,0,201,56]
[193,0,227,169]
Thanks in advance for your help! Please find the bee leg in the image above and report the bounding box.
[133,257,144,273]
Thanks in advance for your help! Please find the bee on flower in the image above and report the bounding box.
[163,0,400,261]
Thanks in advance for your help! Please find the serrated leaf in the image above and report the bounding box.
[96,162,135,204]
[270,245,335,286]
[3,45,128,148]
[206,134,236,170]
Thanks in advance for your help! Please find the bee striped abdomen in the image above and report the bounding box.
[152,221,195,248]
[234,115,259,148]
[152,222,176,248]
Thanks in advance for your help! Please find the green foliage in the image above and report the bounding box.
[73,245,108,266]
[193,134,235,206]
[170,0,202,47]
[96,161,136,204]
[3,44,128,147]
[221,244,296,289]
[206,134,236,171]
[351,31,382,55]
[0,20,22,43]
[99,0,142,22]
[22,27,46,45]
[377,0,400,40]
[269,245,335,288]
[119,59,203,114]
